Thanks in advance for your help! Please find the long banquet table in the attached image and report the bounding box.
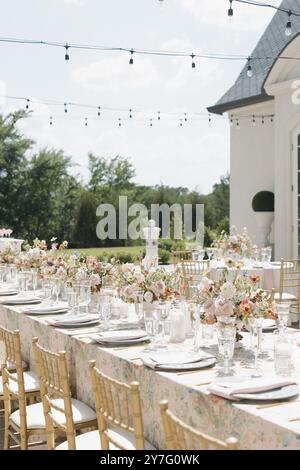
[1,302,300,450]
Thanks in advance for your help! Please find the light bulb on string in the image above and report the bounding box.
[118,118,122,127]
[25,99,30,110]
[157,111,161,121]
[236,119,240,129]
[270,116,274,123]
[158,0,164,7]
[84,117,88,127]
[65,44,70,61]
[247,57,253,78]
[262,116,265,125]
[252,115,256,127]
[97,106,101,117]
[229,115,233,127]
[150,118,153,127]
[179,119,183,128]
[129,109,133,119]
[228,0,234,23]
[208,114,211,126]
[64,103,68,114]
[49,116,53,126]
[285,10,292,36]
[129,49,134,65]
[184,113,188,122]
[191,53,196,69]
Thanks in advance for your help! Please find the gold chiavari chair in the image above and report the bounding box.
[160,401,238,450]
[56,361,155,450]
[180,260,210,299]
[172,250,193,264]
[0,327,41,450]
[32,338,97,450]
[275,259,300,322]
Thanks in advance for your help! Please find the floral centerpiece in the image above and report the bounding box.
[212,226,255,259]
[195,270,277,341]
[117,264,180,304]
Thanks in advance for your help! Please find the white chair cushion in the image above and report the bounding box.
[274,292,297,301]
[7,360,28,372]
[0,371,39,396]
[56,428,155,450]
[10,398,96,429]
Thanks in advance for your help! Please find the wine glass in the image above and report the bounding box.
[276,302,291,332]
[217,317,236,376]
[31,269,38,294]
[143,309,160,352]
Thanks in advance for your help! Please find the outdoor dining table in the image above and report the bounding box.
[1,300,300,450]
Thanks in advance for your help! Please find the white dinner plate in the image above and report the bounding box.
[51,319,100,329]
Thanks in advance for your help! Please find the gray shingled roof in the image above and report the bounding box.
[208,0,300,115]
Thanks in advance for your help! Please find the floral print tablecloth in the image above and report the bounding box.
[1,303,300,450]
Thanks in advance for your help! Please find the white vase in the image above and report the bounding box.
[253,212,274,248]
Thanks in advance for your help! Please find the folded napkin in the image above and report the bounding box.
[208,377,297,400]
[96,329,148,343]
[23,304,68,314]
[262,319,276,329]
[143,350,215,370]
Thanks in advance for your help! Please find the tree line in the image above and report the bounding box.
[0,111,229,248]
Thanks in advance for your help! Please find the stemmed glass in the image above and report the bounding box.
[31,269,38,294]
[217,317,236,376]
[143,309,161,352]
[133,290,144,325]
[250,316,264,377]
[188,302,201,351]
[51,277,62,305]
[99,294,112,329]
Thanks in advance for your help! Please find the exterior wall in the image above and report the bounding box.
[230,103,275,247]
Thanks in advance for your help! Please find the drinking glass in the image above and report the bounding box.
[7,265,18,287]
[188,302,201,351]
[217,317,236,375]
[276,302,291,331]
[100,299,112,329]
[18,272,27,294]
[250,317,263,377]
[0,265,6,284]
[79,282,92,315]
[143,309,160,351]
[133,290,144,324]
[66,287,79,315]
[31,269,38,294]
[51,277,62,304]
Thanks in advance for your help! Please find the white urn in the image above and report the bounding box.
[254,212,274,248]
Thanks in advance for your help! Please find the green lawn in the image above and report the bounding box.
[66,246,144,258]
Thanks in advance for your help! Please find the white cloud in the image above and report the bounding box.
[160,39,225,93]
[72,55,162,93]
[177,0,281,32]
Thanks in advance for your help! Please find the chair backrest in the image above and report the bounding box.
[0,327,25,398]
[181,260,210,277]
[32,337,75,449]
[172,251,193,264]
[89,360,145,450]
[279,259,300,315]
[160,401,238,450]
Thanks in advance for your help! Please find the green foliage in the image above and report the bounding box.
[158,248,171,265]
[216,216,230,235]
[0,111,230,250]
[252,191,274,212]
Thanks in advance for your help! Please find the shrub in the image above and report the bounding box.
[252,191,274,212]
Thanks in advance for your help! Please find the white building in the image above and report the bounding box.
[208,0,300,260]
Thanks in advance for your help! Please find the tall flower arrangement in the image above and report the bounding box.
[212,226,255,259]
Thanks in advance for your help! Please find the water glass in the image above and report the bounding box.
[276,302,291,331]
[274,331,293,377]
[217,317,236,375]
[66,287,79,315]
[143,309,160,351]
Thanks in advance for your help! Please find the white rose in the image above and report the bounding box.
[220,281,236,300]
[90,273,101,287]
[144,291,154,304]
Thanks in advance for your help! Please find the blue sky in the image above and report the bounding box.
[0,0,280,192]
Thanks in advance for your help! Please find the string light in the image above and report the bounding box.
[285,10,292,37]
[157,111,161,121]
[247,57,253,78]
[208,114,211,126]
[118,118,122,127]
[230,116,233,127]
[191,53,196,69]
[150,118,153,127]
[236,119,240,129]
[180,119,183,127]
[97,106,101,117]
[262,116,265,125]
[84,117,88,127]
[228,0,234,21]
[184,113,188,122]
[129,49,134,65]
[270,116,274,123]
[129,109,133,119]
[49,116,53,126]
[64,44,70,61]
[64,103,68,114]
[252,115,256,127]
[25,99,30,110]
